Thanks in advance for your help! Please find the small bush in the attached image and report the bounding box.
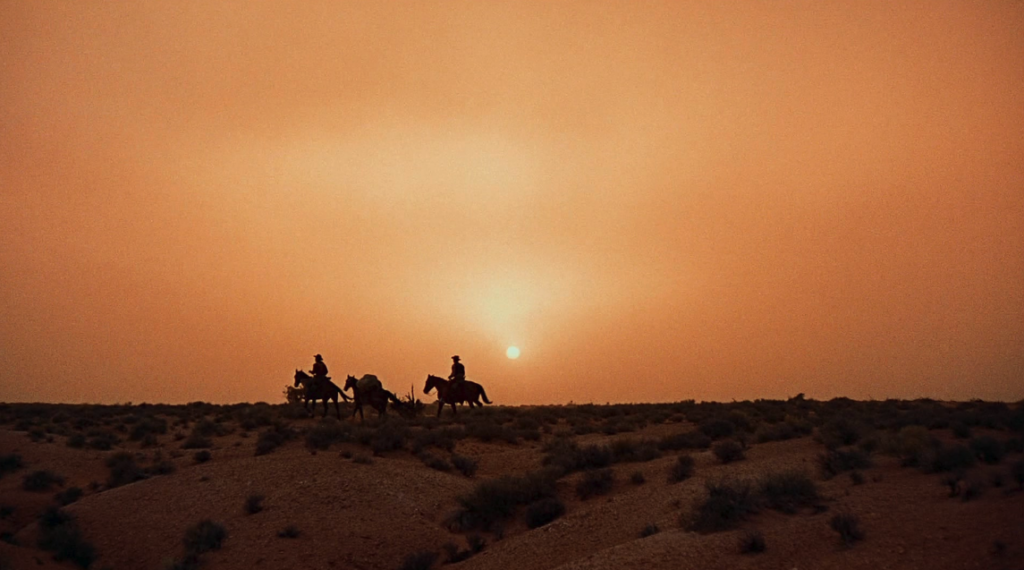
[23,470,65,492]
[245,494,265,515]
[960,477,984,501]
[453,469,560,531]
[830,513,864,546]
[451,454,478,478]
[255,423,295,456]
[639,523,660,538]
[688,479,758,533]
[699,419,735,440]
[928,444,975,473]
[668,455,695,483]
[193,450,211,464]
[106,452,146,488]
[712,440,745,463]
[0,454,24,478]
[56,487,83,506]
[352,453,373,465]
[180,433,212,450]
[66,434,86,448]
[183,519,227,554]
[659,431,711,451]
[739,529,766,554]
[759,470,818,513]
[1011,459,1024,490]
[575,468,614,500]
[419,452,452,472]
[849,470,865,485]
[525,497,565,528]
[818,448,872,479]
[951,422,972,439]
[37,507,96,569]
[399,550,437,570]
[277,525,300,539]
[630,471,646,485]
[969,436,1005,465]
[305,419,352,451]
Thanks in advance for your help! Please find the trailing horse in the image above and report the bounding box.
[423,375,492,417]
[293,370,350,418]
[343,375,400,421]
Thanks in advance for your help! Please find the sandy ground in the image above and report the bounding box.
[1,407,1022,570]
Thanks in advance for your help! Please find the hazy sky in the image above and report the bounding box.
[2,1,1022,405]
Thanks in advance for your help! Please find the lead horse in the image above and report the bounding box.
[343,375,400,421]
[293,370,350,418]
[423,375,492,417]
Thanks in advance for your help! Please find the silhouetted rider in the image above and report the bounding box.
[310,354,329,389]
[449,355,465,386]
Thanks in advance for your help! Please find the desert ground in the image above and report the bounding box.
[1,394,1022,570]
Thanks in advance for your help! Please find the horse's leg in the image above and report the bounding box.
[333,395,341,419]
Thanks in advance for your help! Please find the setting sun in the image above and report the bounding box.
[506,346,521,360]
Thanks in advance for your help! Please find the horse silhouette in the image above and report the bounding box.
[293,370,350,418]
[343,375,400,421]
[423,374,492,417]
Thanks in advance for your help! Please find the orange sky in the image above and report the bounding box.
[2,1,1022,405]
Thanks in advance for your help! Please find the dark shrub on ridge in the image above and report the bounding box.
[759,470,818,513]
[37,507,96,569]
[712,440,745,463]
[687,479,758,533]
[969,436,1005,464]
[525,497,565,528]
[668,455,695,483]
[575,468,614,500]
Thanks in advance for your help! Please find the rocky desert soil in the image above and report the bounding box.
[1,398,1022,570]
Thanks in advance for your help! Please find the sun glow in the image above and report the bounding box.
[506,346,520,359]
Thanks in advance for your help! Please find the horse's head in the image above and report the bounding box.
[293,369,308,387]
[344,375,358,391]
[424,374,441,394]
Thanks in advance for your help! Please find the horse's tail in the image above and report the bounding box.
[333,383,351,402]
[385,390,400,404]
[478,385,492,404]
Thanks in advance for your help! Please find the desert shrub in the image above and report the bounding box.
[190,418,231,438]
[193,450,211,464]
[759,470,818,513]
[411,429,456,453]
[576,468,614,500]
[818,448,872,479]
[277,525,300,538]
[610,438,661,463]
[1011,459,1024,490]
[630,471,646,485]
[525,497,566,528]
[668,455,695,483]
[180,432,212,450]
[150,454,177,475]
[542,439,614,473]
[464,421,517,444]
[23,470,65,492]
[305,419,352,451]
[951,422,972,439]
[885,425,936,467]
[55,487,83,506]
[969,436,1005,465]
[370,421,409,454]
[86,431,120,450]
[639,523,660,537]
[183,519,227,554]
[244,494,264,515]
[687,478,758,533]
[817,415,867,448]
[0,506,13,520]
[418,452,452,472]
[961,477,984,501]
[236,405,275,430]
[352,453,373,465]
[658,431,711,451]
[739,529,766,554]
[754,422,798,443]
[0,454,23,478]
[849,470,865,485]
[399,550,437,570]
[928,444,975,473]
[453,469,560,531]
[129,416,167,441]
[699,419,735,440]
[106,452,145,488]
[36,507,97,569]
[451,454,478,478]
[712,440,745,463]
[66,433,86,448]
[255,423,295,456]
[830,512,864,546]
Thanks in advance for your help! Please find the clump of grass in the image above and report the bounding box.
[399,550,437,570]
[451,453,478,478]
[305,419,352,451]
[106,451,146,488]
[55,487,83,506]
[668,455,695,483]
[245,494,265,515]
[1011,459,1024,490]
[687,478,758,533]
[818,448,872,479]
[739,529,766,554]
[36,507,97,569]
[22,470,65,492]
[193,450,211,464]
[0,454,24,478]
[658,431,711,451]
[712,440,745,464]
[277,525,300,538]
[255,423,296,456]
[928,444,976,473]
[451,469,560,531]
[639,523,660,538]
[352,453,373,465]
[180,432,212,450]
[183,519,227,554]
[418,452,452,472]
[66,433,86,449]
[849,470,865,485]
[759,470,819,514]
[525,497,566,529]
[575,468,614,500]
[969,436,1005,465]
[630,471,646,485]
[830,512,864,546]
